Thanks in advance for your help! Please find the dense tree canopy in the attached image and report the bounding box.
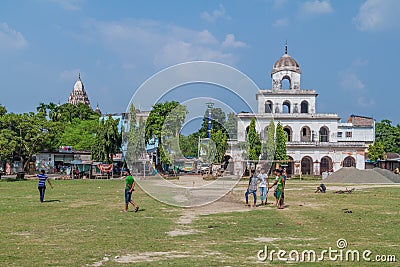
[368,141,385,162]
[91,115,121,163]
[275,122,287,163]
[125,104,146,164]
[145,101,187,169]
[375,120,400,154]
[261,119,275,161]
[247,117,261,161]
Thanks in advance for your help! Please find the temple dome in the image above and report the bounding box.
[73,74,85,92]
[68,73,91,107]
[271,53,301,75]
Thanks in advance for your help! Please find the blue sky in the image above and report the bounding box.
[0,0,399,125]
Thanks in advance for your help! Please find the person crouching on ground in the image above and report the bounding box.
[269,169,285,209]
[245,170,261,208]
[123,169,139,212]
[315,183,326,193]
[37,169,53,202]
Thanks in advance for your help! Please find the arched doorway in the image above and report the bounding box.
[285,156,294,177]
[343,156,356,167]
[320,156,333,173]
[301,156,313,175]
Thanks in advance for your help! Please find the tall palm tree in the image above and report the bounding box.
[48,102,61,122]
[36,102,48,116]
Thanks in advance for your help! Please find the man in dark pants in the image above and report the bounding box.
[37,170,53,202]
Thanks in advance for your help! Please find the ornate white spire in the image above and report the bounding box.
[68,73,91,107]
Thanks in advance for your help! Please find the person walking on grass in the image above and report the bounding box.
[245,170,261,208]
[258,168,269,205]
[37,169,53,203]
[123,169,139,212]
[269,169,285,209]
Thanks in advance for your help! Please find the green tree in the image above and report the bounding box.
[0,129,17,163]
[47,102,62,122]
[247,117,261,161]
[375,120,400,154]
[145,101,187,169]
[224,112,237,140]
[125,104,146,164]
[179,133,199,158]
[275,122,287,164]
[261,119,275,161]
[368,141,385,162]
[58,119,98,150]
[211,129,228,163]
[1,112,55,171]
[92,115,121,163]
[36,102,48,116]
[0,105,7,116]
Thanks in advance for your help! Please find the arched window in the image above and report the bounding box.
[282,101,291,114]
[301,100,309,113]
[281,76,291,90]
[265,101,273,113]
[301,156,313,175]
[301,126,311,142]
[283,126,292,142]
[320,156,333,173]
[319,127,329,142]
[343,156,356,167]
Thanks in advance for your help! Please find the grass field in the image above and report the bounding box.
[0,177,399,266]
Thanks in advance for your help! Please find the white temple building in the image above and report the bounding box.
[235,46,375,176]
[68,73,91,107]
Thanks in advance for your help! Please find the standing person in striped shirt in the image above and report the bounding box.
[37,170,53,202]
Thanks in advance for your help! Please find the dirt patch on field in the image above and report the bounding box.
[92,251,222,265]
[166,190,251,237]
[254,237,317,243]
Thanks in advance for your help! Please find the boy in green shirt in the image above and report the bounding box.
[123,169,139,212]
[269,169,286,209]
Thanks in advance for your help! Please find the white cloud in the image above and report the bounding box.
[0,22,27,51]
[221,34,247,48]
[200,5,231,23]
[300,0,333,15]
[339,58,368,91]
[340,72,365,91]
[49,0,83,11]
[353,0,400,31]
[273,18,289,27]
[79,19,246,68]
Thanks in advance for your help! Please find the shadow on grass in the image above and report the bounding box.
[43,199,61,202]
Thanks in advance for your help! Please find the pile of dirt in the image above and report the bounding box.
[323,167,399,184]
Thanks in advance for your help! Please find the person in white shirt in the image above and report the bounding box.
[257,168,269,205]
